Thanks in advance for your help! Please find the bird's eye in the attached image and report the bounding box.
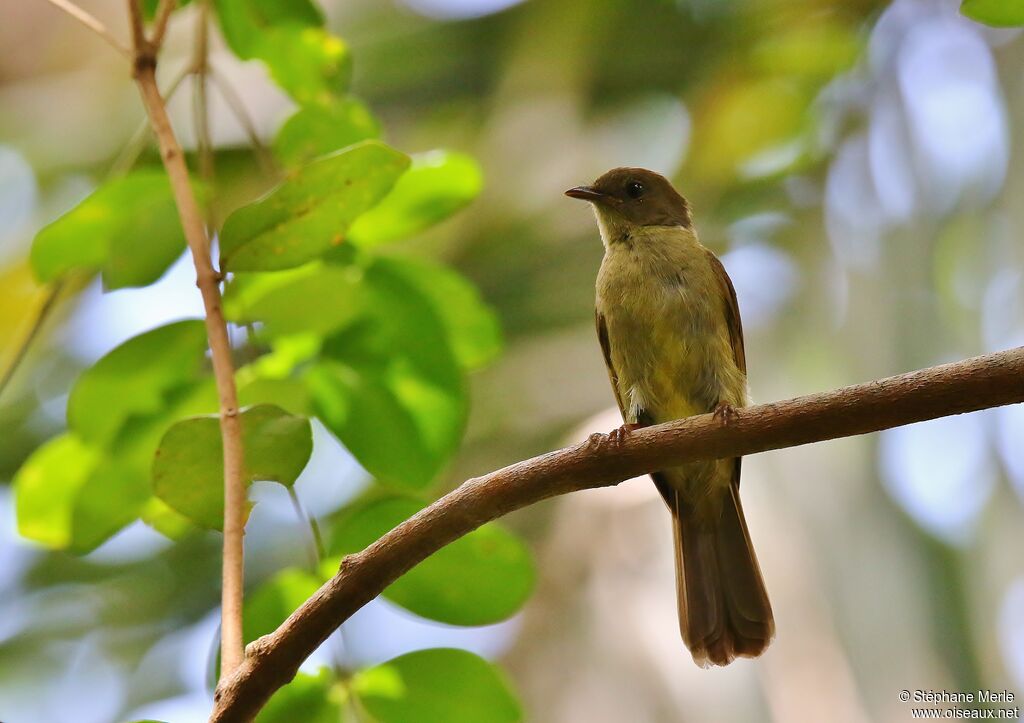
[626,181,644,199]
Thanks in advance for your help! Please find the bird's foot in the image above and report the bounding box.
[608,422,641,445]
[712,403,738,427]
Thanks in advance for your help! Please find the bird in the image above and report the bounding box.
[566,167,774,666]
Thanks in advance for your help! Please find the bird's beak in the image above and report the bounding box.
[565,186,610,203]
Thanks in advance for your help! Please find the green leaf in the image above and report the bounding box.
[371,256,502,371]
[214,0,323,56]
[68,320,209,446]
[225,255,501,373]
[219,141,410,272]
[152,404,313,529]
[213,0,350,103]
[71,459,152,552]
[31,171,187,289]
[257,668,343,723]
[244,568,322,644]
[349,151,483,248]
[275,97,381,167]
[961,0,1024,26]
[140,497,196,540]
[238,374,314,417]
[224,264,365,338]
[14,435,98,549]
[309,260,466,488]
[352,649,521,723]
[14,434,149,553]
[329,496,535,626]
[258,27,351,105]
[17,359,218,551]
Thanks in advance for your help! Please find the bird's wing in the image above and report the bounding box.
[704,248,746,375]
[595,309,628,421]
[596,308,669,491]
[704,248,746,489]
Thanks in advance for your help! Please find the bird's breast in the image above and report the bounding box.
[596,233,743,423]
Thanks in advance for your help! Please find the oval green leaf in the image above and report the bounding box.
[68,320,209,447]
[152,404,313,529]
[213,0,348,102]
[31,171,187,289]
[140,497,196,540]
[352,648,522,723]
[329,496,535,626]
[257,26,352,105]
[213,0,323,58]
[370,256,502,371]
[219,141,410,272]
[348,151,483,248]
[223,264,365,338]
[14,434,150,553]
[308,260,467,489]
[275,97,381,167]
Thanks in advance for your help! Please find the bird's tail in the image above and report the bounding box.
[672,483,774,666]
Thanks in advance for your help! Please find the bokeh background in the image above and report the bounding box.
[2,0,1024,721]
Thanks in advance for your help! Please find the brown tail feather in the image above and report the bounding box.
[672,484,774,667]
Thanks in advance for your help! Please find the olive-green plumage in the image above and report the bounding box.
[567,168,774,666]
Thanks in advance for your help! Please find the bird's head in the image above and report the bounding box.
[565,167,691,245]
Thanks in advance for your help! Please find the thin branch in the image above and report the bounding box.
[287,487,326,570]
[286,485,352,684]
[126,0,148,56]
[149,0,177,50]
[108,64,191,178]
[211,346,1024,721]
[125,0,247,679]
[191,1,214,188]
[0,281,65,403]
[209,68,276,175]
[42,0,132,59]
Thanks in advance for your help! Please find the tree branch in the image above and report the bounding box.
[211,346,1024,721]
[190,0,214,187]
[108,63,191,178]
[149,0,177,50]
[124,0,247,679]
[42,0,133,59]
[209,68,276,175]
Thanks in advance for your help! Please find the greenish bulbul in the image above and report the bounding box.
[566,168,774,666]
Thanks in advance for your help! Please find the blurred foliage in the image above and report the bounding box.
[255,668,344,723]
[328,494,535,625]
[5,0,529,717]
[31,171,187,289]
[351,648,521,723]
[219,141,410,271]
[214,0,351,103]
[960,0,1024,27]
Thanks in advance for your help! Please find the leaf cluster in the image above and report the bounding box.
[16,1,528,717]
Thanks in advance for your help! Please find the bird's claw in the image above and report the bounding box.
[713,403,737,427]
[608,423,641,445]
